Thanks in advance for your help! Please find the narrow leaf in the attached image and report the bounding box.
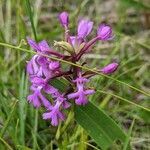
[75,102,127,149]
[0,100,18,137]
[123,119,135,150]
[25,0,37,41]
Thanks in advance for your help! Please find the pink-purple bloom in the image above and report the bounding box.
[27,38,50,52]
[26,11,118,126]
[59,11,69,28]
[77,19,93,38]
[97,24,113,41]
[70,19,93,48]
[68,74,95,105]
[43,101,65,126]
[27,77,51,108]
[100,62,119,74]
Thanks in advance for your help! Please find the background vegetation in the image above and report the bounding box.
[0,0,149,149]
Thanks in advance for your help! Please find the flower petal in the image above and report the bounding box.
[27,37,39,51]
[38,40,50,52]
[78,19,93,38]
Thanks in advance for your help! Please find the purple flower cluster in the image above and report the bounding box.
[26,12,118,126]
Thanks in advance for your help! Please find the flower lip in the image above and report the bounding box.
[42,101,65,126]
[30,76,45,86]
[73,76,89,84]
[49,61,60,71]
[68,74,95,105]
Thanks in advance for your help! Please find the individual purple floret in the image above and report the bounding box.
[27,87,51,108]
[68,73,95,105]
[97,24,113,41]
[77,19,93,38]
[27,38,50,52]
[27,77,51,108]
[26,11,118,126]
[43,101,65,126]
[27,55,39,75]
[27,56,60,79]
[26,38,61,78]
[74,24,114,60]
[43,92,70,126]
[27,38,64,58]
[100,62,119,74]
[59,11,69,28]
[70,19,93,48]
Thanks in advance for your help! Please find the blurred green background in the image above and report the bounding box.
[0,0,149,149]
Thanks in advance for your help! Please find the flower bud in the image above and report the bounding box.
[97,24,113,41]
[54,41,74,54]
[100,62,118,74]
[59,12,69,28]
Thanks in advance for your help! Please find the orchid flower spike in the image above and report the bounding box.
[26,11,118,126]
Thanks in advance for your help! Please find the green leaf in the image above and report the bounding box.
[50,78,70,92]
[50,79,129,149]
[0,100,18,138]
[138,109,150,123]
[18,71,27,145]
[25,0,37,41]
[75,102,127,150]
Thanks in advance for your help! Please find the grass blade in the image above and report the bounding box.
[96,89,150,112]
[75,102,127,149]
[0,136,13,150]
[33,109,39,149]
[25,0,37,41]
[0,42,149,97]
[123,119,135,150]
[18,72,28,145]
[0,100,18,137]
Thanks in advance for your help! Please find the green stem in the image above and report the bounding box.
[95,89,150,112]
[0,100,18,137]
[0,42,149,97]
[0,136,13,150]
[33,109,38,149]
